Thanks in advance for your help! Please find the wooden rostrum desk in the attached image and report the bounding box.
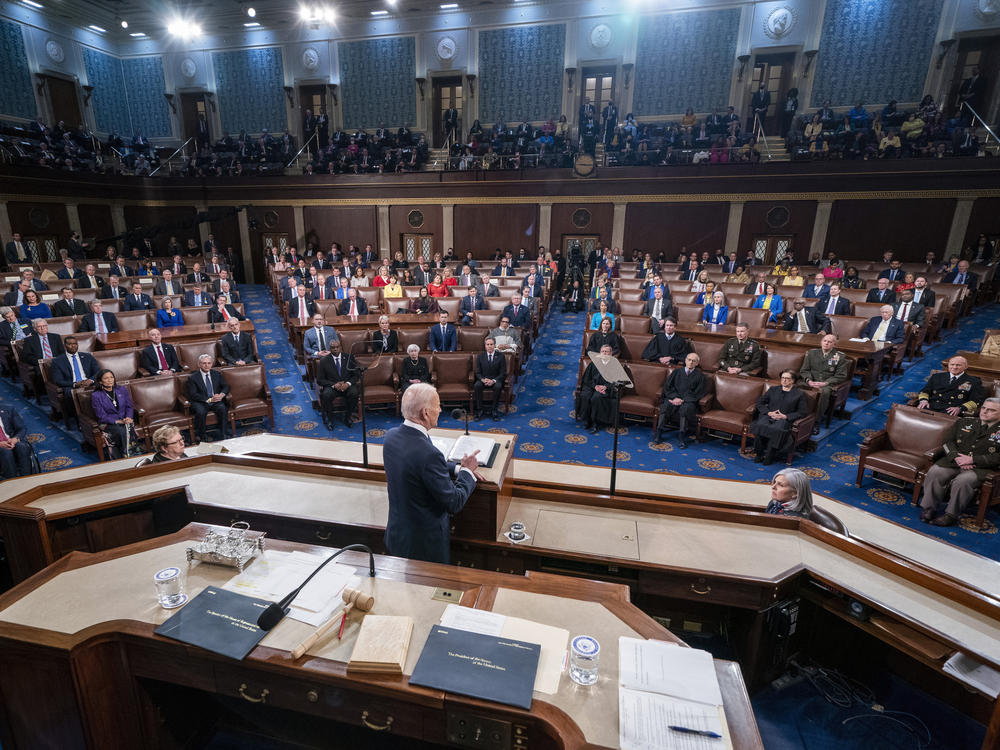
[0,524,761,750]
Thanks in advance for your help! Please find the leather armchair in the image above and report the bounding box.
[691,339,723,371]
[618,362,668,424]
[129,376,193,445]
[620,316,649,335]
[39,359,67,426]
[93,350,143,381]
[397,328,430,353]
[472,310,501,329]
[358,355,400,415]
[357,287,381,314]
[696,373,765,452]
[856,404,957,504]
[735,308,769,329]
[71,386,107,460]
[457,327,488,352]
[827,315,868,339]
[673,304,703,325]
[175,341,222,372]
[763,348,805,380]
[431,353,473,412]
[223,363,273,431]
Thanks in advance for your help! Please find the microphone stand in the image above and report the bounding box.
[451,408,470,436]
[346,336,373,468]
[608,379,629,497]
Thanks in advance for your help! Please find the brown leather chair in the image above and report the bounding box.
[39,359,69,426]
[72,386,108,460]
[14,340,44,403]
[357,287,381,314]
[808,506,848,534]
[182,306,210,326]
[44,318,79,337]
[397,328,430,353]
[727,293,754,309]
[336,330,368,357]
[670,292,697,306]
[618,300,645,316]
[315,298,340,321]
[93,349,143,381]
[856,404,957,504]
[620,334,650,362]
[358,355,399,415]
[484,298,508,312]
[735,308,769,329]
[117,311,153,331]
[128,376,194,445]
[222,363,273,431]
[436,297,461,320]
[696,373,765,452]
[618,362,668,425]
[431,352,473,412]
[827,315,868,339]
[690,339,723,371]
[674,304,703,325]
[472,310,502,329]
[457,327,488,352]
[763,348,805,380]
[620,315,650,335]
[71,332,98,352]
[176,340,222,371]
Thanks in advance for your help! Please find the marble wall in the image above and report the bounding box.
[212,47,288,135]
[121,57,171,138]
[478,24,566,123]
[338,36,416,129]
[0,18,35,120]
[81,47,130,135]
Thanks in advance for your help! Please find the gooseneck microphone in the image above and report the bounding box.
[256,543,376,631]
[451,408,470,435]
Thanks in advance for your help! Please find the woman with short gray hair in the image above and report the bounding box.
[766,468,814,518]
[401,345,430,393]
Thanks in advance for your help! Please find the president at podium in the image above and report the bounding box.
[383,383,482,564]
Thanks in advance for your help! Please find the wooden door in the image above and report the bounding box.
[42,76,82,129]
[179,93,206,144]
[581,69,615,124]
[401,233,433,261]
[750,54,794,136]
[259,232,288,285]
[561,234,601,258]
[751,235,793,266]
[299,85,327,151]
[949,36,1000,124]
[432,77,463,148]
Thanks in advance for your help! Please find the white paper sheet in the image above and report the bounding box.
[440,603,506,635]
[943,652,1000,698]
[619,638,723,706]
[619,687,731,750]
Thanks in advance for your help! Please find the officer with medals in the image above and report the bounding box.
[919,398,1000,526]
[799,333,851,432]
[718,323,763,376]
[916,356,985,417]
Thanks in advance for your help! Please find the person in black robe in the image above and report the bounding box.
[586,317,621,356]
[641,318,691,365]
[654,352,706,447]
[576,345,617,433]
[750,371,808,465]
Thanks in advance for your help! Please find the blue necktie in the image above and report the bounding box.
[71,354,83,382]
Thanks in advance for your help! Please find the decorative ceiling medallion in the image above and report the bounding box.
[45,39,65,63]
[590,23,612,49]
[572,208,592,229]
[407,209,425,228]
[974,0,1000,22]
[180,58,197,79]
[28,207,50,229]
[762,6,796,40]
[766,205,790,229]
[302,47,320,71]
[436,36,457,61]
[263,210,280,229]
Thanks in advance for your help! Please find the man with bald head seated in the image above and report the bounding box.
[916,356,984,416]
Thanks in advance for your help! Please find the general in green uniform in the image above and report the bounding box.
[799,334,851,422]
[718,324,763,376]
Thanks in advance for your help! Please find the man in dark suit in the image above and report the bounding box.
[317,339,360,427]
[866,277,896,304]
[49,335,98,419]
[0,407,32,478]
[220,318,256,365]
[642,287,673,333]
[139,328,181,375]
[3,281,30,308]
[186,354,232,442]
[153,270,180,297]
[654,352,707,447]
[458,286,485,326]
[208,294,245,324]
[4,232,30,267]
[802,273,830,299]
[79,300,119,333]
[816,284,853,318]
[312,251,332,271]
[893,288,926,330]
[337,288,368,316]
[412,260,433,287]
[563,279,586,313]
[916,356,985,417]
[501,293,531,329]
[359,244,378,267]
[382,383,480,564]
[429,311,457,352]
[217,280,241,304]
[203,234,219,257]
[77,264,104,291]
[52,287,88,317]
[125,282,154,311]
[878,260,904,282]
[0,308,30,369]
[943,260,978,293]
[100,276,126,301]
[108,258,133,278]
[782,297,826,334]
[21,319,65,372]
[473,338,507,420]
[641,318,691,365]
[56,258,84,282]
[288,286,317,324]
[861,306,905,346]
[19,270,47,292]
[911,276,936,308]
[186,263,208,285]
[744,272,769,297]
[184,284,214,307]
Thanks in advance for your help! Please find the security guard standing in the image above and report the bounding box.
[919,398,1000,526]
[718,323,763,376]
[916,356,985,416]
[799,333,851,428]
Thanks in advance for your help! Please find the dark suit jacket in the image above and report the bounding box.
[78,311,119,333]
[501,304,531,329]
[184,291,214,307]
[401,356,431,384]
[108,264,133,277]
[877,268,905,282]
[861,316,905,345]
[942,270,979,292]
[0,407,27,441]
[911,287,936,308]
[893,300,926,328]
[288,298,317,320]
[124,293,154,311]
[77,275,103,290]
[153,280,182,297]
[21,333,65,365]
[337,297,369,316]
[316,353,359,387]
[56,268,84,281]
[4,242,29,266]
[0,319,29,345]
[220,332,256,364]
[642,332,691,363]
[186,368,230,403]
[802,283,830,299]
[459,295,486,319]
[642,298,673,320]
[100,285,126,300]
[382,423,477,564]
[782,306,826,334]
[50,351,99,388]
[51,298,88,317]
[475,351,507,384]
[139,343,180,374]
[815,295,853,317]
[186,271,209,285]
[207,305,245,323]
[429,323,457,352]
[371,330,399,353]
[2,290,26,308]
[866,288,897,304]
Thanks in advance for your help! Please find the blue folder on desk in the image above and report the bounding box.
[154,586,270,661]
[409,625,541,710]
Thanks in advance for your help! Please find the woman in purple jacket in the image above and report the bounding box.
[91,369,135,458]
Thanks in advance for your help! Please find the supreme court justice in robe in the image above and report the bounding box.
[576,344,618,434]
[587,316,622,356]
[654,352,706,447]
[750,371,808,465]
[641,318,691,365]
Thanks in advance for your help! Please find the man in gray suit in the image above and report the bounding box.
[303,313,339,359]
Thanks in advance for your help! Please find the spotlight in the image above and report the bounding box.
[322,7,335,21]
[167,20,182,35]
[299,5,313,21]
[190,22,202,36]
[120,19,128,28]
[246,6,255,16]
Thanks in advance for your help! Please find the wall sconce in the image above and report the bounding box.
[327,83,338,106]
[415,77,426,100]
[622,63,634,89]
[803,50,818,77]
[83,85,95,107]
[565,67,576,91]
[283,86,294,107]
[205,92,216,112]
[737,55,751,83]
[465,74,476,97]
[936,39,956,69]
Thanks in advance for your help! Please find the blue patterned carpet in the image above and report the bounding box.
[9,285,997,559]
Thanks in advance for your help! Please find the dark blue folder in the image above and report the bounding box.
[409,626,541,710]
[154,586,271,661]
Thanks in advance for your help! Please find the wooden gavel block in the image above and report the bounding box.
[290,587,376,659]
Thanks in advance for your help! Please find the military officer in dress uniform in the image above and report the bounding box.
[916,356,985,417]
[718,324,763,376]
[799,333,851,432]
[919,398,1000,526]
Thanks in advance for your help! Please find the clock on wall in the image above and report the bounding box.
[45,39,65,63]
[407,210,425,228]
[302,47,320,72]
[180,58,197,79]
[766,206,790,229]
[436,36,457,61]
[572,209,592,229]
[590,24,612,50]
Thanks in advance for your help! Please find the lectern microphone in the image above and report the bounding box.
[256,543,376,631]
[451,408,470,435]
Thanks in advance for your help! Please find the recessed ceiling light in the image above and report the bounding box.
[88,24,107,33]
[129,31,146,37]
[371,9,388,14]
[243,21,260,26]
[441,3,458,7]
[246,6,256,17]
[120,19,128,28]
[22,0,43,8]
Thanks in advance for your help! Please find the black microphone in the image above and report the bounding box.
[451,408,470,435]
[256,543,376,631]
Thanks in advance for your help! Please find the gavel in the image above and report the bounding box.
[290,587,375,659]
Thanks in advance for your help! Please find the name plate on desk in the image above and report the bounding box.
[154,586,269,661]
[409,625,541,709]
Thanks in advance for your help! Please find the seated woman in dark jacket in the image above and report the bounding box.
[408,286,440,315]
[586,315,622,356]
[91,368,136,458]
[749,370,808,465]
[400,344,431,391]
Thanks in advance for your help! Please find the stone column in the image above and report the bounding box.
[377,205,390,257]
[808,201,833,261]
[237,209,255,284]
[611,202,627,251]
[945,198,974,257]
[442,204,454,256]
[724,201,745,256]
[0,201,13,245]
[293,205,306,250]
[195,202,210,246]
[110,204,127,238]
[538,203,552,254]
[65,203,82,238]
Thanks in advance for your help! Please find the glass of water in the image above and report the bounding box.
[569,635,600,685]
[153,567,187,609]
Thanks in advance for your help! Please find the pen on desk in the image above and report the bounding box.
[668,726,722,739]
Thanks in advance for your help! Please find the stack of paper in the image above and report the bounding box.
[943,652,1000,698]
[618,637,732,750]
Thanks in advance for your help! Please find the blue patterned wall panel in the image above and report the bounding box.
[0,19,36,120]
[338,37,416,130]
[633,9,741,116]
[82,47,131,135]
[213,47,287,134]
[122,57,171,138]
[810,0,944,107]
[478,24,565,123]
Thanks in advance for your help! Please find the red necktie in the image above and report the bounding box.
[40,336,52,358]
[221,307,230,321]
[156,346,168,370]
[350,301,357,315]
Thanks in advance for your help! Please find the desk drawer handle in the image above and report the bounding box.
[315,528,332,541]
[690,581,712,596]
[238,684,269,704]
[361,710,394,731]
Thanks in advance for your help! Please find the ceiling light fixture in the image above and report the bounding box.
[440,3,458,8]
[22,0,43,8]
[120,19,128,28]
[244,21,260,26]
[246,6,256,16]
[129,31,146,36]
[167,19,202,37]
[371,9,388,15]
[88,24,107,33]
